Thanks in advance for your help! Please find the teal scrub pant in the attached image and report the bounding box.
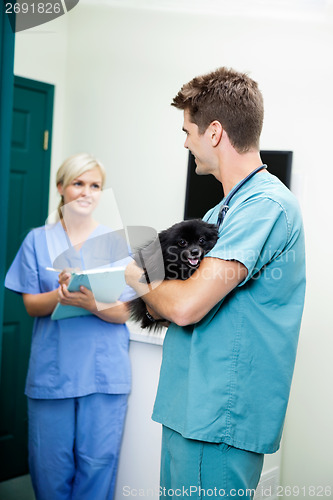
[27,393,128,500]
[160,426,264,499]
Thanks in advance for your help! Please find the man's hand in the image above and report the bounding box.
[146,304,170,328]
[124,259,144,287]
[125,259,160,295]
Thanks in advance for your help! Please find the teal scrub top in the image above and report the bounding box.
[152,172,306,454]
[5,222,134,399]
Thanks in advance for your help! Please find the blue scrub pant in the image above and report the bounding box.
[160,426,264,499]
[27,393,128,500]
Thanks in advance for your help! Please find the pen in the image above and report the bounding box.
[46,267,63,272]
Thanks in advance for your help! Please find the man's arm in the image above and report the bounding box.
[125,257,247,327]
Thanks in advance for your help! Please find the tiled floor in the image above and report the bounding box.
[0,475,35,500]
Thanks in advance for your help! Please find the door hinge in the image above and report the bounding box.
[43,130,49,151]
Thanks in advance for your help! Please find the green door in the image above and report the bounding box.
[0,76,54,481]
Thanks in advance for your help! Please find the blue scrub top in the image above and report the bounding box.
[152,172,306,454]
[5,222,134,399]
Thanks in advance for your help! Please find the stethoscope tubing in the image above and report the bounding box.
[216,164,267,227]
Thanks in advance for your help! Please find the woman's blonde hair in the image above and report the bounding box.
[56,153,106,219]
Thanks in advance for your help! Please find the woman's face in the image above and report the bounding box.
[57,167,103,218]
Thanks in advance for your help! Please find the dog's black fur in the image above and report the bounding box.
[128,219,218,331]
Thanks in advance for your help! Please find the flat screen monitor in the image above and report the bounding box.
[184,150,293,220]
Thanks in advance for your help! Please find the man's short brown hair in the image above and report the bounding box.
[172,67,264,153]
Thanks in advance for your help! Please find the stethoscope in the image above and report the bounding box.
[216,164,267,227]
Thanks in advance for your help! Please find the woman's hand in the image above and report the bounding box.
[22,268,77,317]
[58,284,97,312]
[57,284,130,323]
[58,268,76,287]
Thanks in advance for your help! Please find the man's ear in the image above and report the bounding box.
[209,120,223,147]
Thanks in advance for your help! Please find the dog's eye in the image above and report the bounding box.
[199,237,206,245]
[178,239,187,247]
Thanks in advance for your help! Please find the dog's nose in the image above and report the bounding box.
[190,248,201,257]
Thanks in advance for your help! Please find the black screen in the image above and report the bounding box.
[184,150,293,220]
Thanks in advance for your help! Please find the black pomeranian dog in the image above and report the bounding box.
[128,219,218,331]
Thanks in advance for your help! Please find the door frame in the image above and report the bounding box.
[0,3,15,373]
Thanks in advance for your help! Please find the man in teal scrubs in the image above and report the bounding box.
[125,67,306,498]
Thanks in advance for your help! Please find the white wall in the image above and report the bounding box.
[13,0,333,497]
[116,338,163,499]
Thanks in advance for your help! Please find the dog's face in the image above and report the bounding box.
[159,219,218,280]
[130,219,218,330]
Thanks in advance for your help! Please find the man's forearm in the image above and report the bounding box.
[125,257,248,327]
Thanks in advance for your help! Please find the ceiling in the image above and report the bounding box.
[79,0,333,21]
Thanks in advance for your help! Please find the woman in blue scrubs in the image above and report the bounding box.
[5,153,132,500]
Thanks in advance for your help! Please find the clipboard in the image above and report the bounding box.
[51,266,126,320]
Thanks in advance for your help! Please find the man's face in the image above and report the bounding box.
[182,109,214,175]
